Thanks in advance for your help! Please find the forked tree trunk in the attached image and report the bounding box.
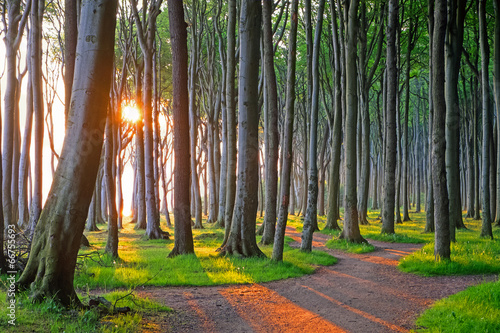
[18,0,118,306]
[221,0,264,258]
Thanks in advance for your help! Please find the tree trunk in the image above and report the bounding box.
[382,0,398,235]
[432,0,451,259]
[479,0,494,239]
[28,0,44,238]
[104,108,118,258]
[302,0,326,252]
[445,0,466,241]
[340,0,365,243]
[168,0,195,256]
[18,0,118,306]
[64,0,78,124]
[134,62,147,230]
[221,0,238,248]
[272,0,299,261]
[325,0,342,230]
[221,0,264,258]
[494,0,500,226]
[261,0,279,245]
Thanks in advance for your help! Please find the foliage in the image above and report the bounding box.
[74,216,336,289]
[0,290,168,332]
[415,280,500,333]
[325,238,376,253]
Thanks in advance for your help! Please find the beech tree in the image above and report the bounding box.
[18,0,118,306]
[220,0,264,258]
[168,0,195,257]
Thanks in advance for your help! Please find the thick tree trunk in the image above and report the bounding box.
[64,0,78,124]
[381,0,398,235]
[168,0,195,256]
[340,0,365,243]
[221,0,264,258]
[432,0,451,260]
[272,0,299,261]
[18,0,118,306]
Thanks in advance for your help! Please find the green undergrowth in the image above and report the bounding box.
[415,279,500,333]
[325,238,376,253]
[0,289,169,332]
[75,216,336,289]
[392,213,500,276]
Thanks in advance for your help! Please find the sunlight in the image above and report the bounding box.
[121,104,141,123]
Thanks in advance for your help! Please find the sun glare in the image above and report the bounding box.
[122,105,141,123]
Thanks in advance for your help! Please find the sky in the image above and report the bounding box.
[0,41,137,217]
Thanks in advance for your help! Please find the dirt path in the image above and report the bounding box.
[139,227,497,332]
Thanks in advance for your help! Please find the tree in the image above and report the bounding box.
[479,0,494,239]
[220,0,264,258]
[432,0,451,260]
[445,0,467,240]
[260,0,279,246]
[494,0,500,227]
[340,0,365,243]
[273,0,299,261]
[28,0,44,238]
[302,0,326,252]
[130,0,166,239]
[18,0,118,306]
[381,0,398,235]
[167,0,195,257]
[2,0,30,229]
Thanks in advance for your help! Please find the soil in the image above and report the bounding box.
[136,226,498,332]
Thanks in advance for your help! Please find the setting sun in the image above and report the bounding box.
[122,105,141,123]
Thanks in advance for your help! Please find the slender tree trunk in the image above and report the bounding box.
[479,0,494,239]
[261,0,279,245]
[104,108,118,258]
[64,0,78,124]
[432,0,451,259]
[273,0,299,261]
[221,0,238,248]
[494,0,500,226]
[302,0,326,252]
[326,0,342,230]
[28,0,44,238]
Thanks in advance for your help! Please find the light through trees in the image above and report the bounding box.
[121,104,141,123]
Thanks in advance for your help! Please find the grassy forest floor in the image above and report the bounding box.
[0,209,499,332]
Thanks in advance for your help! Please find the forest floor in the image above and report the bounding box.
[137,226,497,332]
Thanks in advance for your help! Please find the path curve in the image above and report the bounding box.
[139,227,497,332]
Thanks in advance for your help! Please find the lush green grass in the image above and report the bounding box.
[0,290,170,332]
[74,216,336,289]
[415,280,500,332]
[399,231,500,276]
[325,238,376,253]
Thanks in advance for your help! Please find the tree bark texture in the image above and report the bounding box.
[18,0,118,306]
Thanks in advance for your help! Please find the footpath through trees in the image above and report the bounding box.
[139,227,496,332]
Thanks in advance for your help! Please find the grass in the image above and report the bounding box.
[415,279,500,332]
[0,290,170,332]
[74,216,336,289]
